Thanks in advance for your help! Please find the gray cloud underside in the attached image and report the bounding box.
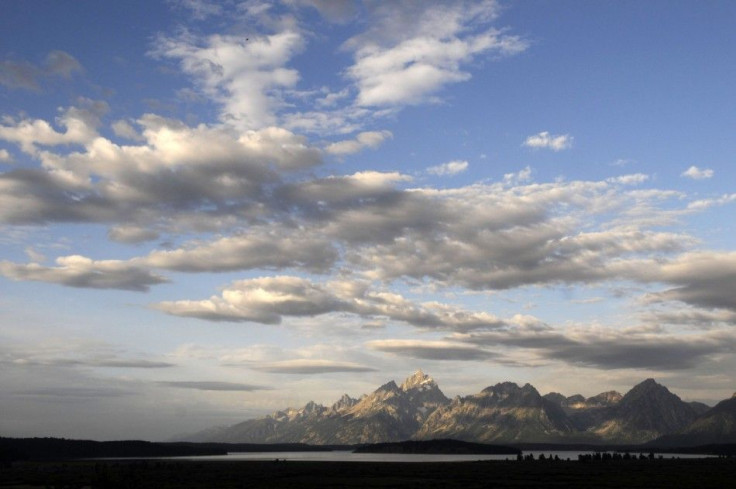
[0,50,82,91]
[639,252,736,312]
[250,360,378,374]
[0,155,711,297]
[0,99,721,298]
[366,339,495,361]
[0,346,176,369]
[456,328,736,370]
[13,358,175,369]
[1,4,734,347]
[154,275,507,331]
[156,381,267,391]
[641,307,736,328]
[0,256,168,292]
[13,387,133,399]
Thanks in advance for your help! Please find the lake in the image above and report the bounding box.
[162,450,715,463]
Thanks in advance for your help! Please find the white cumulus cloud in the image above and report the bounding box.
[427,160,469,176]
[325,130,393,156]
[523,131,573,151]
[681,165,714,180]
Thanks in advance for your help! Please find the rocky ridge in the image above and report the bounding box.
[182,372,735,446]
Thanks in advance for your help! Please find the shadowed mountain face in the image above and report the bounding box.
[413,382,576,443]
[185,370,450,444]
[181,373,725,445]
[543,390,622,413]
[679,395,736,441]
[579,379,698,443]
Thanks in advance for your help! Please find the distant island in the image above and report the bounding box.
[354,439,520,455]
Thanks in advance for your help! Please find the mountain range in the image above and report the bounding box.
[181,371,736,446]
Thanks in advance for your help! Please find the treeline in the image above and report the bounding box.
[0,437,341,462]
[354,439,521,455]
[0,437,226,461]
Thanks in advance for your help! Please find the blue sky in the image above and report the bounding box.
[1,0,736,440]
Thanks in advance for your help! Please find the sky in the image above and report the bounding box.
[1,0,736,441]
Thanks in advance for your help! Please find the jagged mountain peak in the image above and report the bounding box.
[482,381,539,397]
[482,381,519,393]
[180,375,734,446]
[302,400,321,411]
[623,379,678,403]
[543,392,567,405]
[632,378,661,390]
[590,391,623,403]
[400,369,437,392]
[376,380,400,393]
[330,393,357,412]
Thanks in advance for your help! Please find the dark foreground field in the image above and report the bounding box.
[2,458,735,489]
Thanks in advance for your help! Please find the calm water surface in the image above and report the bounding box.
[166,450,713,463]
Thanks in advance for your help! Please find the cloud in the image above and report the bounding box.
[0,149,12,163]
[155,276,349,324]
[154,275,509,331]
[144,230,337,273]
[3,355,175,370]
[250,359,378,374]
[0,341,176,371]
[457,326,736,371]
[13,387,133,399]
[641,307,736,329]
[345,1,528,107]
[0,108,323,227]
[0,255,168,292]
[108,225,160,244]
[607,173,649,185]
[427,160,469,176]
[44,51,84,78]
[325,130,393,155]
[152,29,304,129]
[1,164,705,298]
[344,181,692,289]
[172,0,223,20]
[111,119,145,142]
[681,165,714,180]
[92,359,175,368]
[292,0,358,23]
[543,333,736,371]
[0,51,83,91]
[686,193,736,211]
[523,131,573,151]
[367,339,495,361]
[638,251,736,312]
[156,381,266,391]
[0,100,106,154]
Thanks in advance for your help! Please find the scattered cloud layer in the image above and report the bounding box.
[2,0,736,440]
[345,1,527,107]
[456,327,736,371]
